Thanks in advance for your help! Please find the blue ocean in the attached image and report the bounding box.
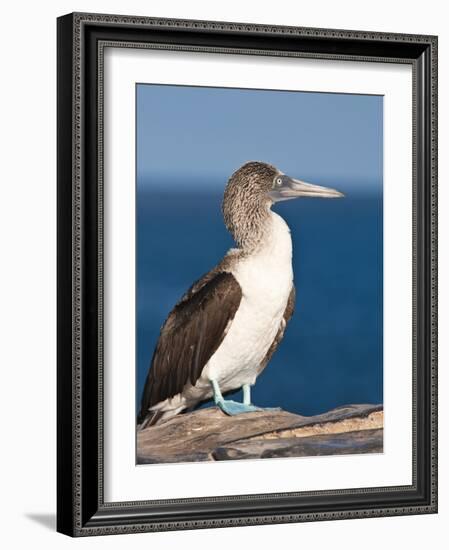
[136,185,383,416]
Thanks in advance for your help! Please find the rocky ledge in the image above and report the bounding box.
[137,403,383,464]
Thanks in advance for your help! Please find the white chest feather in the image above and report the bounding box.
[203,212,293,390]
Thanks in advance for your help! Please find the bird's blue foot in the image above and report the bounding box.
[210,380,281,416]
[216,399,263,416]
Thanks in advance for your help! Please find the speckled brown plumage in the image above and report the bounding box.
[223,162,278,251]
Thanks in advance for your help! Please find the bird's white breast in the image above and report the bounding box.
[202,212,293,391]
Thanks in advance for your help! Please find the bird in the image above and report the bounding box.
[138,161,343,428]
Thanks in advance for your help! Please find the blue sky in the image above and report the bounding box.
[136,84,383,193]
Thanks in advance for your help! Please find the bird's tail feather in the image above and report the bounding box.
[138,406,190,430]
[137,410,164,430]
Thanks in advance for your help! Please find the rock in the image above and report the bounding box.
[137,404,383,464]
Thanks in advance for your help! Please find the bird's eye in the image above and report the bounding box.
[275,177,283,187]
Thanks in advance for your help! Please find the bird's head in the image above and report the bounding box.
[223,161,344,249]
[225,161,344,205]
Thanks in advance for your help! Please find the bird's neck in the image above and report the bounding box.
[228,206,292,258]
[223,198,268,251]
[254,212,293,261]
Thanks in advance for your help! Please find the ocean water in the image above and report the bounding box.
[136,185,383,417]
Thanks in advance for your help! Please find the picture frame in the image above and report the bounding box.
[57,12,438,536]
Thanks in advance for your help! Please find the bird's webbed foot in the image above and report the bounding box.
[216,399,263,416]
[210,380,279,416]
[242,383,281,413]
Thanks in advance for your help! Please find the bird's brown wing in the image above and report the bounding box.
[138,271,242,423]
[259,285,296,372]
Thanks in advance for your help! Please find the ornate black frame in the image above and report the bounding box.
[57,12,438,537]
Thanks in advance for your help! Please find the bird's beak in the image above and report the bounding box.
[269,176,344,202]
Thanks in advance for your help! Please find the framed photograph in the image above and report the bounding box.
[57,12,438,536]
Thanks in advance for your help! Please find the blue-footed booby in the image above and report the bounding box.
[138,161,343,428]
